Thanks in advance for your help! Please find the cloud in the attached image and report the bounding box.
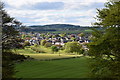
[31,2,64,10]
[5,1,64,10]
[2,0,108,26]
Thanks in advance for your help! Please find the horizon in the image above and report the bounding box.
[3,0,107,26]
[26,23,93,27]
[28,23,91,26]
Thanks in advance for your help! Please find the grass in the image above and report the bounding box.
[15,57,90,78]
[84,29,93,32]
[19,53,82,60]
[52,30,92,34]
[14,48,38,54]
[15,47,82,60]
[31,45,52,53]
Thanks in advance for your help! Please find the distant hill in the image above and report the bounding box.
[29,24,81,28]
[20,24,101,33]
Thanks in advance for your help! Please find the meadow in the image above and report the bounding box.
[15,46,82,60]
[13,46,91,78]
[15,57,90,78]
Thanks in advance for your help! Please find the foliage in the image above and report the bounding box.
[2,51,26,78]
[34,43,38,47]
[31,46,46,53]
[40,40,47,46]
[51,45,59,53]
[88,1,120,79]
[1,2,26,78]
[80,48,85,54]
[65,42,82,54]
[44,42,52,48]
[21,34,25,39]
[24,41,30,46]
[71,37,76,41]
[52,34,60,38]
[2,51,15,78]
[94,2,120,27]
[59,33,66,37]
[78,33,85,37]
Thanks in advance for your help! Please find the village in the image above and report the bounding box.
[20,32,91,50]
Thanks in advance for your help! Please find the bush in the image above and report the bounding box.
[15,43,24,49]
[51,45,59,53]
[34,44,38,47]
[80,49,85,55]
[31,47,46,53]
[24,41,30,46]
[41,40,47,46]
[44,42,52,48]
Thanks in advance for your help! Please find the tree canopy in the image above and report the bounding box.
[1,2,26,78]
[65,42,82,54]
[88,1,120,78]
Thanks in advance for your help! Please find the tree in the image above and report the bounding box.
[44,42,52,48]
[21,34,25,39]
[71,37,76,41]
[40,40,47,46]
[1,2,26,78]
[51,45,59,53]
[24,41,30,46]
[59,33,66,37]
[78,33,85,37]
[65,42,82,54]
[40,33,45,37]
[88,1,120,78]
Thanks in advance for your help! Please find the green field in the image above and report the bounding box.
[14,47,82,60]
[51,29,93,33]
[14,47,91,78]
[20,53,82,60]
[15,57,90,78]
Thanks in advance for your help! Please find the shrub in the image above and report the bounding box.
[34,44,38,47]
[41,40,47,46]
[31,47,45,53]
[51,45,59,53]
[24,41,30,46]
[80,48,85,54]
[44,42,52,48]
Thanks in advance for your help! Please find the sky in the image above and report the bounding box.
[3,0,108,26]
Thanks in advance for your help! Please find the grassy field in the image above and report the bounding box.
[20,53,82,60]
[15,47,82,60]
[14,48,38,54]
[15,57,90,78]
[14,46,90,78]
[52,30,93,33]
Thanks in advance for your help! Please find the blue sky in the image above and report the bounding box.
[3,0,108,26]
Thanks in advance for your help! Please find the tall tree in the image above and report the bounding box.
[1,2,26,78]
[88,1,120,78]
[65,42,82,54]
[0,2,2,79]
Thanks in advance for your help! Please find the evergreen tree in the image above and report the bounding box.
[1,2,26,78]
